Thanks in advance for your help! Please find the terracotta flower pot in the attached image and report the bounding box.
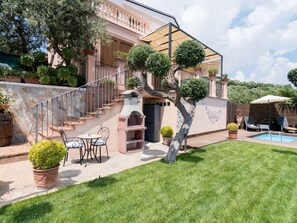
[228,131,237,139]
[0,104,9,111]
[163,137,172,146]
[84,49,96,55]
[33,166,59,188]
[0,76,21,83]
[24,77,40,84]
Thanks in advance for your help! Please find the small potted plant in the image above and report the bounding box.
[28,140,66,188]
[226,122,239,139]
[100,79,116,88]
[0,90,13,146]
[0,90,10,112]
[84,45,96,55]
[160,126,174,146]
[126,76,141,90]
[208,68,218,77]
[221,74,228,81]
[113,50,128,63]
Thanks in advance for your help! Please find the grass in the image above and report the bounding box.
[2,141,297,222]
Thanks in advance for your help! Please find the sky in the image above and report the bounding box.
[135,0,297,85]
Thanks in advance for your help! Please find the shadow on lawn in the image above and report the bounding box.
[0,202,53,222]
[272,149,297,156]
[178,151,204,163]
[86,176,118,188]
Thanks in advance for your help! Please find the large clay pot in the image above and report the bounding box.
[163,137,172,146]
[33,166,59,188]
[228,131,237,139]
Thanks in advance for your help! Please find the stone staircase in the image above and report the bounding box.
[31,70,128,143]
[37,95,124,141]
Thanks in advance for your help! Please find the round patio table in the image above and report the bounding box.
[77,133,101,166]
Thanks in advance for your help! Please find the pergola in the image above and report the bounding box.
[140,23,223,75]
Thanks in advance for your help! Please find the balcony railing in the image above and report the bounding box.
[98,1,148,35]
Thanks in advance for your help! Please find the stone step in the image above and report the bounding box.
[0,143,30,165]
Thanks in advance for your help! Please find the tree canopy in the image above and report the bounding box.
[0,0,108,64]
[0,0,44,55]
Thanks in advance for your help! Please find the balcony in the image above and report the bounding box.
[98,1,149,35]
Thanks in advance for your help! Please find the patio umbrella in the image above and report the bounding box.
[250,95,290,104]
[250,95,291,129]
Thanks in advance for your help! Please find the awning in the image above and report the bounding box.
[140,23,222,71]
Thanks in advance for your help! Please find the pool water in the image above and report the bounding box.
[253,133,297,143]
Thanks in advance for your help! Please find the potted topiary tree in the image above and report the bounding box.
[226,122,239,139]
[28,140,66,188]
[160,126,174,146]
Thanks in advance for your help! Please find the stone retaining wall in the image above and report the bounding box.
[0,82,75,143]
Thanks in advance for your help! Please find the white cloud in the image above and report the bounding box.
[234,70,245,81]
[136,0,297,85]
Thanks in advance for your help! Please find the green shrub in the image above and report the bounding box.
[32,51,47,64]
[66,64,78,75]
[20,54,34,67]
[126,76,141,89]
[174,40,205,68]
[67,75,78,87]
[226,123,239,132]
[40,75,51,85]
[28,140,66,170]
[160,126,174,138]
[0,91,9,105]
[57,67,71,81]
[37,65,49,76]
[181,78,207,101]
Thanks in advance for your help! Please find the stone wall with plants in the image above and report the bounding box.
[0,82,82,143]
[0,50,86,87]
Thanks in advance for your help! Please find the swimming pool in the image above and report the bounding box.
[253,133,297,143]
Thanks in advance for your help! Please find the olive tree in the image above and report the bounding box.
[127,40,207,163]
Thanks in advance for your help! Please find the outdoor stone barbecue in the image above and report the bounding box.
[118,90,146,153]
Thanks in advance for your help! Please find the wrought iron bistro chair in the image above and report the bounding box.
[91,127,110,162]
[59,129,84,166]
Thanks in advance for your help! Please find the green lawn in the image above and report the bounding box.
[2,141,297,222]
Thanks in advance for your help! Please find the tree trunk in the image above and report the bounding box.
[140,71,196,163]
[165,102,196,163]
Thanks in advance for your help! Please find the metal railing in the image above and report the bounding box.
[32,69,130,142]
